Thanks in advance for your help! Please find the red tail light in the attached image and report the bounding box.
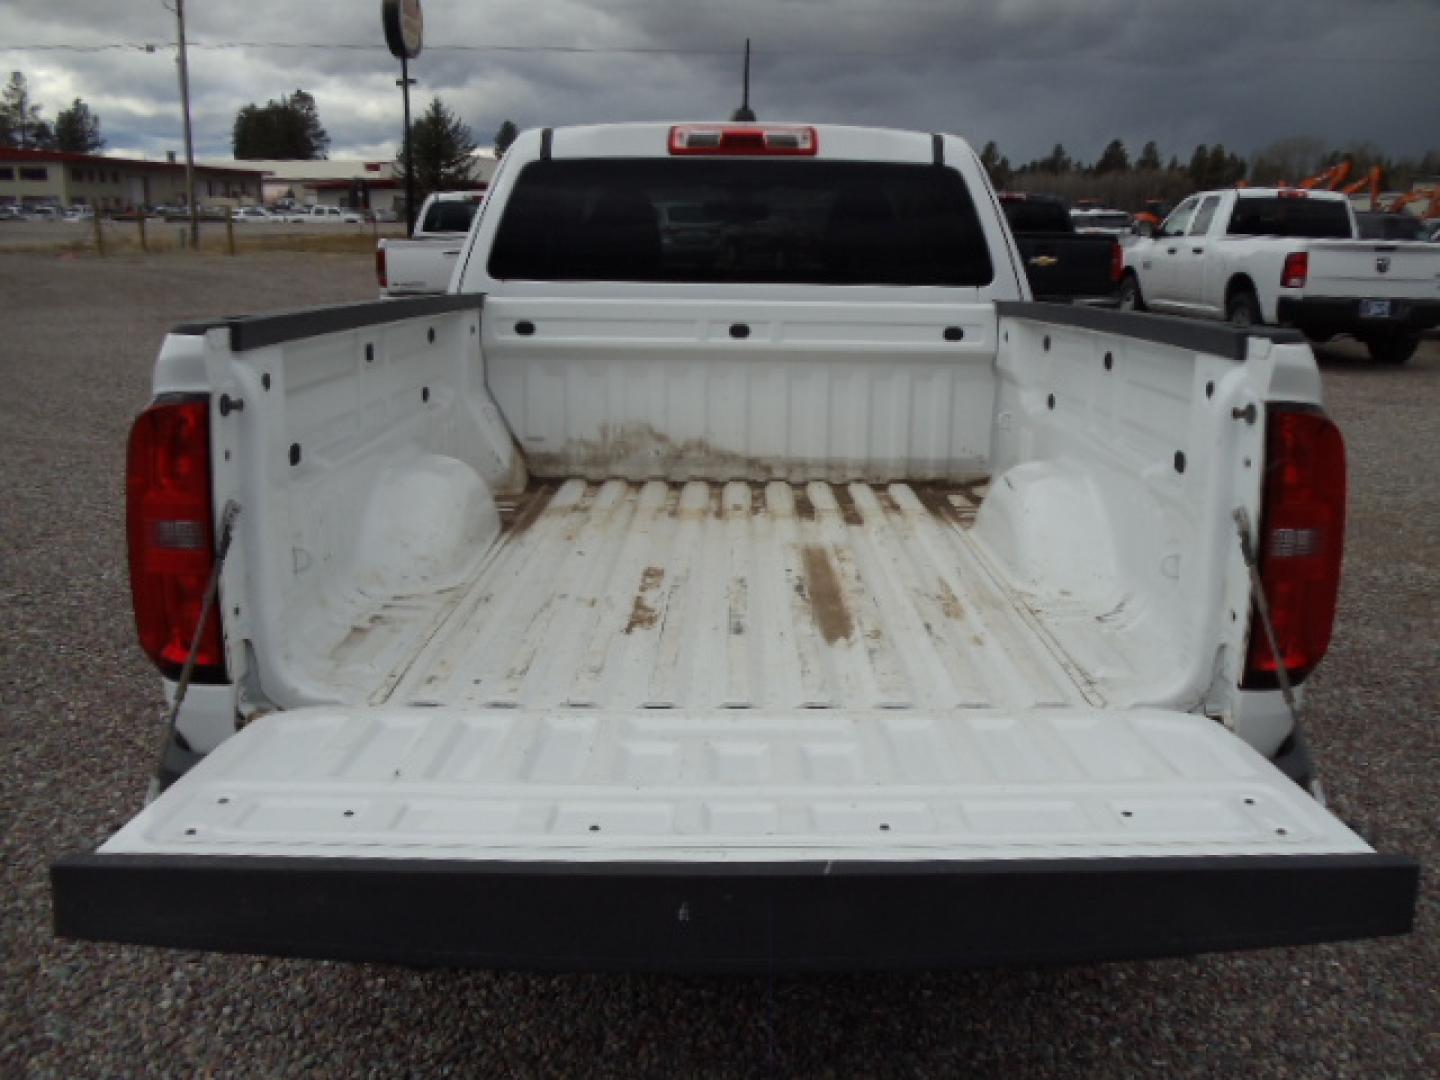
[1242,407,1346,688]
[376,245,387,288]
[1109,240,1124,283]
[1281,251,1308,289]
[669,124,818,156]
[126,395,227,682]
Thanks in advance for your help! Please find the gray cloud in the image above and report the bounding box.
[3,0,1437,165]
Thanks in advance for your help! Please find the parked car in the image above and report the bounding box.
[62,206,96,223]
[1121,187,1440,364]
[231,206,274,223]
[997,192,1121,303]
[377,190,485,296]
[1069,208,1134,238]
[0,205,24,221]
[25,205,60,221]
[288,205,364,224]
[372,207,400,223]
[53,122,1416,974]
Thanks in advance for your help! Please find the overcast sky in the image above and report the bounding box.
[3,0,1437,165]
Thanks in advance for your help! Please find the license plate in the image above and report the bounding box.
[1359,299,1393,319]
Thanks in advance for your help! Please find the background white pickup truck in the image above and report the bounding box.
[376,191,485,297]
[1121,188,1440,365]
[53,123,1416,972]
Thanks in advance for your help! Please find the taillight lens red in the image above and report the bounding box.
[376,246,387,288]
[1109,240,1124,283]
[1281,251,1309,289]
[1242,407,1347,688]
[126,395,227,682]
[668,124,818,156]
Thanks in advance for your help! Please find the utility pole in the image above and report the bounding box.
[382,0,424,235]
[399,57,417,234]
[172,0,199,248]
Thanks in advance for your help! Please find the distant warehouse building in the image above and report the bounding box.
[198,151,498,212]
[0,148,267,211]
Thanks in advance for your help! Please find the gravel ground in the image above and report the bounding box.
[1,250,1436,1077]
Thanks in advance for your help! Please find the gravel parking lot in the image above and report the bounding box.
[1,250,1435,1077]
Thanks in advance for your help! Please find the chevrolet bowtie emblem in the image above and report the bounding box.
[1029,255,1059,268]
[1376,256,1391,273]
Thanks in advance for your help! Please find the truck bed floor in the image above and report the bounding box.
[375,478,1101,713]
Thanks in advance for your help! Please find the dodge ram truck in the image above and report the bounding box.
[1121,187,1440,364]
[53,123,1417,972]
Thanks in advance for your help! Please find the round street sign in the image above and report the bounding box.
[382,0,424,60]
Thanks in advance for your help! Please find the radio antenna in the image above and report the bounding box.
[731,39,756,121]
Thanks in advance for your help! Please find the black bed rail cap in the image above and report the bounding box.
[173,292,485,352]
[996,301,1304,362]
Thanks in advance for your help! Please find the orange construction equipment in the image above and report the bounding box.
[1298,160,1353,190]
[1341,165,1384,206]
[1133,198,1168,232]
[1385,188,1439,218]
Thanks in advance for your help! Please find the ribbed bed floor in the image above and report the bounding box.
[375,478,1102,713]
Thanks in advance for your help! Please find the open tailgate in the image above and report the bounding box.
[53,706,1417,972]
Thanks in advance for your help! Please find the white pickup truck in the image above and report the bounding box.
[1121,188,1440,365]
[376,190,485,297]
[53,123,1416,972]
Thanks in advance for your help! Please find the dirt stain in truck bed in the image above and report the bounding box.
[800,544,854,644]
[624,566,666,634]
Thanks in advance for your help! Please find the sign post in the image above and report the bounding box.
[382,0,424,235]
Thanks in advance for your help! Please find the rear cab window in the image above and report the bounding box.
[422,199,481,234]
[1227,196,1352,239]
[1000,197,1072,234]
[487,159,994,286]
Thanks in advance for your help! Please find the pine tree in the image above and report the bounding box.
[1,72,51,149]
[1187,144,1211,186]
[1095,139,1130,174]
[54,98,105,152]
[979,141,1011,187]
[493,119,519,158]
[397,97,479,197]
[232,89,329,159]
[1136,141,1162,171]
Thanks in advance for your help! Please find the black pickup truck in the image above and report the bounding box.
[999,193,1122,304]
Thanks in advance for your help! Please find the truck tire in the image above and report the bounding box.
[1365,331,1420,366]
[1117,274,1146,312]
[1226,289,1262,328]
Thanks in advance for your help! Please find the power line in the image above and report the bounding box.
[2,40,1434,63]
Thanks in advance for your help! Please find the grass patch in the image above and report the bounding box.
[3,222,405,258]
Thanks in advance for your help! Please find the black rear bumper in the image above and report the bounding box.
[52,852,1418,973]
[1278,296,1440,336]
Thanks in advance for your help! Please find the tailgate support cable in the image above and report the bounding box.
[1235,507,1328,802]
[1232,507,1300,723]
[155,499,241,773]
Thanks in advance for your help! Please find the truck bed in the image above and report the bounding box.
[355,477,1103,714]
